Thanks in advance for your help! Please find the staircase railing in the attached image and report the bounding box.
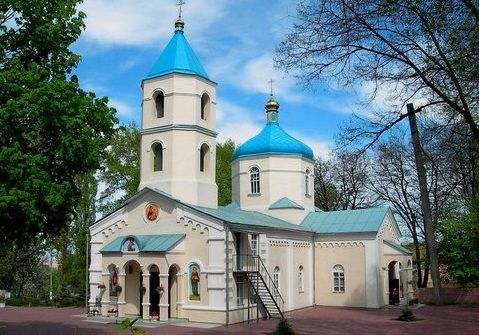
[233,254,284,317]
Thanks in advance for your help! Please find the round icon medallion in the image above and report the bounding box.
[145,203,159,221]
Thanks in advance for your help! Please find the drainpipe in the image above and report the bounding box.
[225,224,230,325]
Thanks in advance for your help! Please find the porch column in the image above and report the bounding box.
[142,273,151,320]
[100,271,111,315]
[176,272,185,318]
[159,273,169,321]
[117,271,126,317]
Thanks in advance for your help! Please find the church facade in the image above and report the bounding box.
[89,16,412,324]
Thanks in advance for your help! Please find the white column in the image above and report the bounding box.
[159,273,169,321]
[100,271,111,315]
[142,273,151,320]
[117,271,126,317]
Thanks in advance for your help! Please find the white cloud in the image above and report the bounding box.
[118,57,142,73]
[357,81,430,115]
[109,98,137,119]
[220,54,301,102]
[217,99,262,145]
[80,0,227,47]
[289,131,332,160]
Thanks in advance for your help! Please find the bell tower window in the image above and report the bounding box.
[200,143,210,172]
[201,93,210,120]
[155,92,164,118]
[153,143,163,171]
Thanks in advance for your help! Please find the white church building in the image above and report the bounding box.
[89,16,412,324]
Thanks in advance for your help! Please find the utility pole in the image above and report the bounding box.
[407,103,442,305]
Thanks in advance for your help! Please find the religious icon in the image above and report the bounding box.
[145,203,159,221]
[189,264,200,300]
[126,237,136,251]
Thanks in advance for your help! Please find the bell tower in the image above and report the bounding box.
[138,16,218,208]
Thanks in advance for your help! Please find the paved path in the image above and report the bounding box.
[0,305,477,334]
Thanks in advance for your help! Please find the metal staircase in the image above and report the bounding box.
[234,255,284,318]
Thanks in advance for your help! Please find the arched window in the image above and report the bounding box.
[200,143,209,172]
[250,167,260,194]
[153,143,163,171]
[201,93,210,120]
[305,168,311,196]
[332,264,345,293]
[273,266,280,297]
[155,92,164,118]
[298,265,304,293]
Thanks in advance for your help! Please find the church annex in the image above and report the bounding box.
[88,15,412,324]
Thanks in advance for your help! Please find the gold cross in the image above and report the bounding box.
[268,78,274,96]
[177,0,186,18]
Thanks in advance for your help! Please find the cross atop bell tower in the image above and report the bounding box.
[176,0,186,18]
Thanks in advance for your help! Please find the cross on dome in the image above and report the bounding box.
[268,78,274,96]
[175,0,186,31]
[177,0,186,18]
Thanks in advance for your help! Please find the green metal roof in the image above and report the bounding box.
[300,207,390,234]
[101,234,185,253]
[192,205,311,232]
[384,240,412,255]
[225,201,240,209]
[269,197,304,210]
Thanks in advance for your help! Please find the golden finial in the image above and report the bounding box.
[265,78,279,112]
[175,0,186,31]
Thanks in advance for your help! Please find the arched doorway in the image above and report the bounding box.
[149,265,160,316]
[124,260,142,316]
[388,261,399,305]
[168,264,179,318]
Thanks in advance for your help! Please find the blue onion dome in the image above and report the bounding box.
[145,18,209,80]
[232,95,314,161]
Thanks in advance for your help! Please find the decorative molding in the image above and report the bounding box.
[141,124,218,137]
[315,241,365,248]
[292,241,311,248]
[268,239,291,247]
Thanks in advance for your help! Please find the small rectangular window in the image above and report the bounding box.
[251,234,258,256]
[236,276,244,305]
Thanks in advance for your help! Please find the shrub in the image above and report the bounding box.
[272,318,295,335]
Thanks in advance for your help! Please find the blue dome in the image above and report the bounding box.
[145,24,209,81]
[232,123,314,160]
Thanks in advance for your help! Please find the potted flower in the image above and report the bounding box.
[140,285,146,295]
[150,310,159,321]
[107,307,118,316]
[155,284,164,294]
[98,283,106,296]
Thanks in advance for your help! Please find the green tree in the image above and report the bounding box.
[98,123,140,215]
[0,0,117,249]
[0,240,53,303]
[438,204,479,287]
[55,173,97,299]
[216,140,235,206]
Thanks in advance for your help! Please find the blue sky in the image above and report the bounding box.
[72,0,379,158]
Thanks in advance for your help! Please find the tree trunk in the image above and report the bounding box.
[407,103,442,304]
[422,264,430,288]
[412,235,423,287]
